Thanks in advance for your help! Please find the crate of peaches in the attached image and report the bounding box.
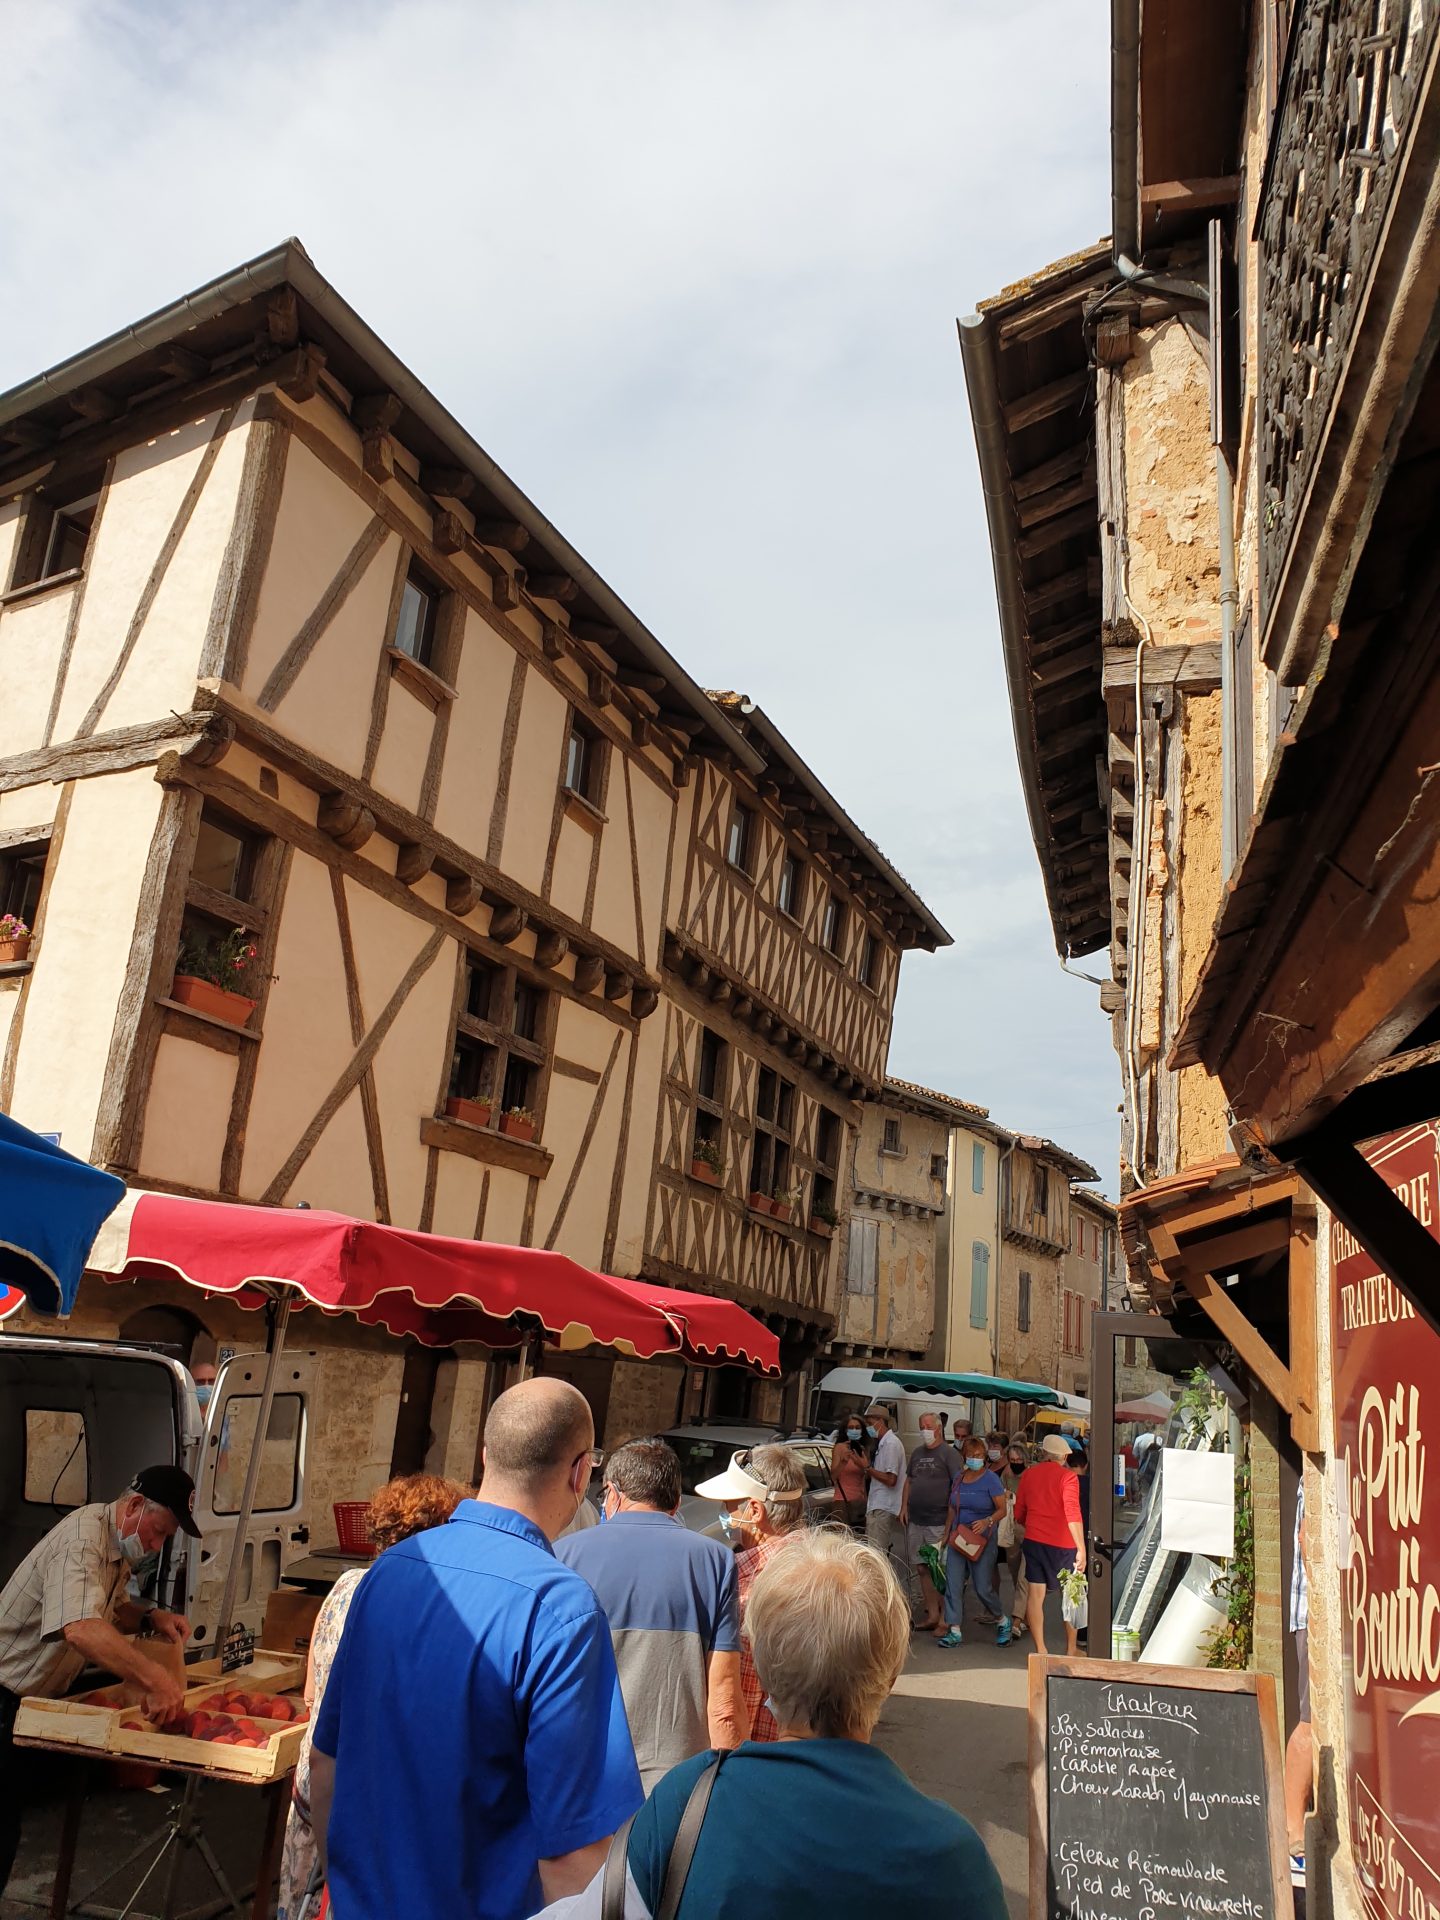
[15,1654,310,1782]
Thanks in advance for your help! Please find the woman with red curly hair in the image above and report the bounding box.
[277,1474,470,1920]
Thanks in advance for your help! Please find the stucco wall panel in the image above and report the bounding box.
[499,677,568,893]
[1176,692,1231,1165]
[240,853,361,1198]
[429,1152,485,1241]
[7,770,163,1155]
[547,818,593,928]
[590,781,641,959]
[266,531,401,775]
[430,613,511,849]
[474,1168,527,1249]
[629,775,672,971]
[97,409,254,735]
[365,944,456,1227]
[137,1036,238,1191]
[611,1020,664,1276]
[368,674,434,817]
[239,437,380,705]
[0,991,18,1071]
[52,413,231,743]
[0,590,78,754]
[531,1069,618,1264]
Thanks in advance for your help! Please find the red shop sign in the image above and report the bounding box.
[1331,1121,1440,1920]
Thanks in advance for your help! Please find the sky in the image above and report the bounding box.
[1,0,1121,1182]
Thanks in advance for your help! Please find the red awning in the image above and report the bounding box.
[87,1192,778,1373]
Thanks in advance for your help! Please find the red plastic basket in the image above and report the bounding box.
[333,1501,376,1556]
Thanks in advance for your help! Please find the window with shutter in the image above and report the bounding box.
[845,1217,878,1296]
[969,1242,989,1328]
[1017,1271,1032,1333]
[971,1142,985,1193]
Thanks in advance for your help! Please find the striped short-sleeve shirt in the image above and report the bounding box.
[0,1502,131,1697]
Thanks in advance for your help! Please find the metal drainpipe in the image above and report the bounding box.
[994,1139,1015,1378]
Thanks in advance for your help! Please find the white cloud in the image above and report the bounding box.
[1,0,1121,1183]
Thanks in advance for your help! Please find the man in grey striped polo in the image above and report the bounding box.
[0,1465,198,1889]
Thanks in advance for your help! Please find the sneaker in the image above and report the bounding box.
[937,1629,964,1649]
[1290,1853,1305,1888]
[996,1619,1013,1648]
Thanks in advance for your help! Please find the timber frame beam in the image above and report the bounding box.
[1125,1167,1319,1450]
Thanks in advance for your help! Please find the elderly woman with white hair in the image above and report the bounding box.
[538,1527,1006,1919]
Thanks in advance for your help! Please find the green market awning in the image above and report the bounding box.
[873,1367,1063,1407]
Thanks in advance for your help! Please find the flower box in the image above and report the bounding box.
[445,1096,493,1129]
[770,1201,793,1224]
[0,934,31,965]
[500,1113,535,1142]
[808,1217,834,1239]
[689,1159,721,1187]
[748,1191,773,1215]
[172,973,256,1027]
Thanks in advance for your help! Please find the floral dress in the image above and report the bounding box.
[276,1567,364,1920]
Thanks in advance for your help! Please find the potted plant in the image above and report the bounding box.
[689,1136,723,1186]
[172,926,262,1026]
[771,1180,802,1225]
[809,1197,838,1239]
[500,1106,536,1142]
[445,1094,493,1128]
[748,1187,773,1216]
[0,913,30,964]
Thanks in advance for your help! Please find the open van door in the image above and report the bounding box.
[190,1348,316,1650]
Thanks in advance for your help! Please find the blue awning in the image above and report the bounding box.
[873,1367,1063,1407]
[0,1114,125,1318]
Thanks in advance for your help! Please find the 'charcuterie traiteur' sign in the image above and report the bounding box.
[1331,1122,1440,1920]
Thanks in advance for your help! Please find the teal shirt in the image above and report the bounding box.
[628,1739,1007,1920]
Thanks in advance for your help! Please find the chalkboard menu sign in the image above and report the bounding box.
[1028,1657,1288,1920]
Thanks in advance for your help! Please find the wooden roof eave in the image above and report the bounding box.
[959,275,1111,962]
[0,238,763,782]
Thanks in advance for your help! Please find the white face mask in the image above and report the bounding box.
[923,1430,941,1448]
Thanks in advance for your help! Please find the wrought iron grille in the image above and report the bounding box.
[1259,0,1440,631]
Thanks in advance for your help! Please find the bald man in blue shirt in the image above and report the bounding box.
[311,1380,642,1920]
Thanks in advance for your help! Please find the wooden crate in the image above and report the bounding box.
[14,1651,309,1783]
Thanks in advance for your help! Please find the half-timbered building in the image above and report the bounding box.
[0,239,947,1462]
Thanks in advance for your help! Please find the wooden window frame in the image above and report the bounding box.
[930,1152,947,1183]
[178,805,273,954]
[9,465,106,593]
[749,1065,796,1205]
[726,801,755,876]
[821,891,846,956]
[860,929,882,992]
[447,954,553,1136]
[811,1105,842,1218]
[0,832,52,944]
[691,1027,727,1166]
[778,850,805,922]
[881,1115,902,1156]
[562,710,606,811]
[393,560,443,670]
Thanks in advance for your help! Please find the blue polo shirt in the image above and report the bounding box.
[312,1500,642,1920]
[558,1509,740,1791]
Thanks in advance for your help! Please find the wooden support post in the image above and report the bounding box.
[1288,1198,1322,1453]
[396,843,434,885]
[573,955,605,994]
[446,875,482,917]
[534,930,569,969]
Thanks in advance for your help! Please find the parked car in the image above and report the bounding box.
[659,1423,839,1541]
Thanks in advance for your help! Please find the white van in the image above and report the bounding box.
[810,1366,986,1455]
[0,1334,316,1651]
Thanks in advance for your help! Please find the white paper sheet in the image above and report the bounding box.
[1158,1446,1235,1556]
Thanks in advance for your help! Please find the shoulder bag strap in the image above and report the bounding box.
[601,1810,640,1920]
[654,1751,727,1920]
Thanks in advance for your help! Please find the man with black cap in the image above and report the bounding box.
[0,1465,199,1889]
